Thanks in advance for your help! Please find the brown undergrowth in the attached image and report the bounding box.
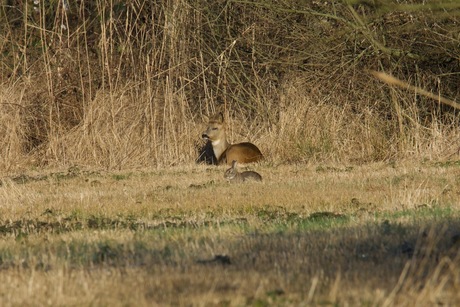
[0,1,458,170]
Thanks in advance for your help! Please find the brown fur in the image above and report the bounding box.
[224,160,262,183]
[201,113,263,165]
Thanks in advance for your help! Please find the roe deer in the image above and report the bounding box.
[201,113,263,165]
[224,160,262,183]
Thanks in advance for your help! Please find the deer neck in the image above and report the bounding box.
[211,138,230,160]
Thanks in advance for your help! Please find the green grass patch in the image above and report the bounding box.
[377,205,455,221]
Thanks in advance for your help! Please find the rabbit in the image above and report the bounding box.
[224,160,262,183]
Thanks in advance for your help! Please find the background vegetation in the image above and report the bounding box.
[0,0,458,171]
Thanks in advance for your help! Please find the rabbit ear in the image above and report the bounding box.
[232,160,238,168]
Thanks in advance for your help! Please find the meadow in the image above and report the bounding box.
[0,1,459,305]
[0,161,459,306]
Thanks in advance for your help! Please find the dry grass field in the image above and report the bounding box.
[0,161,459,306]
[0,1,459,306]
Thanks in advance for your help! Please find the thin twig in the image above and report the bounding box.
[371,71,460,110]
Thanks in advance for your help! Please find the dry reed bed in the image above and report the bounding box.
[0,1,459,170]
[0,162,459,306]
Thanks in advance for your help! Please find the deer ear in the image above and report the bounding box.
[218,112,224,123]
[209,112,224,123]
